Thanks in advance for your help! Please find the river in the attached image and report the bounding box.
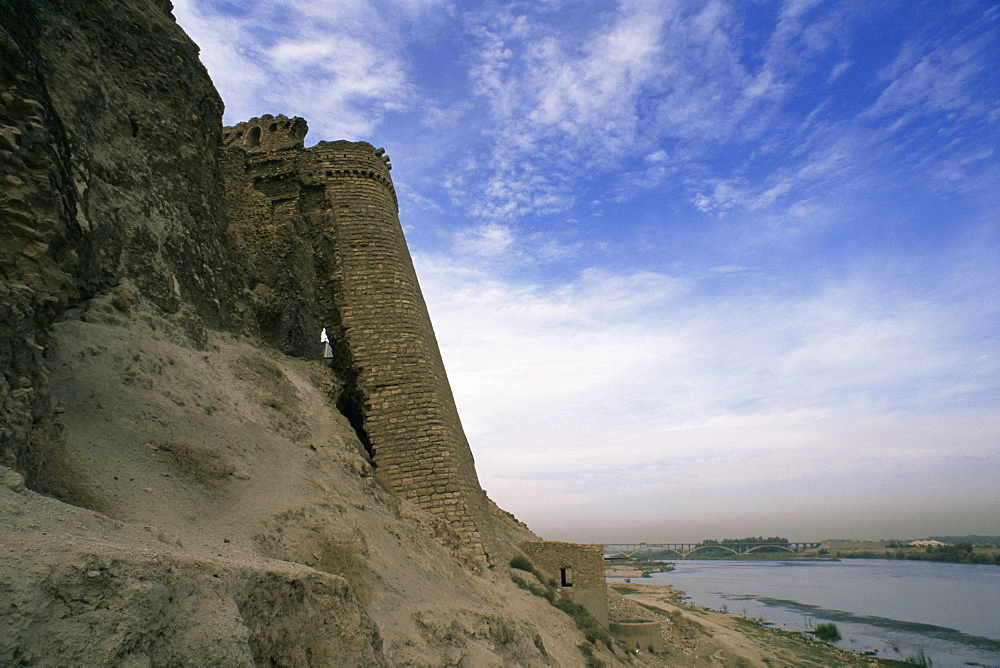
[631,559,1000,667]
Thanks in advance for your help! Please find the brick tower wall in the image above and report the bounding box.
[221,117,497,565]
[311,140,496,565]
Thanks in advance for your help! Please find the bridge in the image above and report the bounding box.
[604,542,823,559]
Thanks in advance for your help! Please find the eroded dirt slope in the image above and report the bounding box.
[1,285,608,666]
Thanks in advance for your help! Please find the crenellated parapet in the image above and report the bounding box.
[221,116,498,565]
[223,114,307,152]
[311,140,397,211]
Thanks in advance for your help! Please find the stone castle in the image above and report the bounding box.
[0,2,620,661]
[221,115,497,564]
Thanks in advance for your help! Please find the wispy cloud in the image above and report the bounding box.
[173,0,420,138]
[447,0,999,242]
[453,223,517,257]
[457,1,759,220]
[870,32,995,122]
[177,0,999,235]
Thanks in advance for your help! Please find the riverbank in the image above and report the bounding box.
[823,541,1000,565]
[608,580,907,666]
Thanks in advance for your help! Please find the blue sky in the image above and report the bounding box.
[174,0,999,542]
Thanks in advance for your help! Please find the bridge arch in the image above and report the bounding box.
[686,544,740,557]
[654,547,686,558]
[744,544,795,555]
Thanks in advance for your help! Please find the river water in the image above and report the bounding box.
[631,559,1000,667]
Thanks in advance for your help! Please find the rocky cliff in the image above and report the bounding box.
[1,0,248,477]
[0,0,619,665]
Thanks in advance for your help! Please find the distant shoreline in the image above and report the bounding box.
[605,540,1000,566]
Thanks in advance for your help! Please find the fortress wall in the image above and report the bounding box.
[220,116,337,360]
[314,140,496,565]
[608,620,667,653]
[221,119,497,565]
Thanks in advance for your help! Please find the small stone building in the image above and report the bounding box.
[522,541,608,626]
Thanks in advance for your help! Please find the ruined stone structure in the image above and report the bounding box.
[522,541,609,626]
[221,116,497,564]
[608,619,667,653]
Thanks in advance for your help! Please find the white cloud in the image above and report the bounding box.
[171,1,269,110]
[869,36,990,126]
[453,0,865,223]
[458,1,753,220]
[173,0,415,139]
[827,59,851,83]
[452,0,999,241]
[414,253,999,535]
[453,223,517,257]
[709,265,748,274]
[177,0,999,234]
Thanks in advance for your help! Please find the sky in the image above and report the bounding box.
[173,0,999,543]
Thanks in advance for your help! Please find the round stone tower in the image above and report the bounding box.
[222,117,498,565]
[310,140,496,564]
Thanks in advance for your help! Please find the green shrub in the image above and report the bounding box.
[905,647,933,667]
[811,622,841,642]
[554,597,613,647]
[510,573,555,602]
[510,555,535,573]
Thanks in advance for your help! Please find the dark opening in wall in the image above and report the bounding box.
[321,326,375,465]
[336,385,373,465]
[270,122,278,132]
[246,126,261,147]
[560,567,573,587]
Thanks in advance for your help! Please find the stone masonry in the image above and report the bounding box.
[522,541,609,626]
[221,116,497,565]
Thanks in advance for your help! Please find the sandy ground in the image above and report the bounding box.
[3,287,620,666]
[608,580,882,667]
